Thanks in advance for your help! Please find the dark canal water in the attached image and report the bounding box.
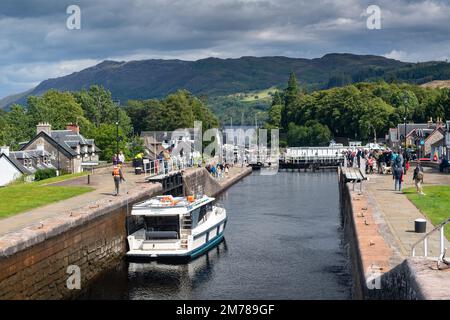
[80,171,352,299]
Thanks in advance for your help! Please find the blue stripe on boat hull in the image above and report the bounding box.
[189,233,224,259]
[126,231,226,261]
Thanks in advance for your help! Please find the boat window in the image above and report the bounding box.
[191,202,213,228]
[144,216,179,240]
[144,216,178,231]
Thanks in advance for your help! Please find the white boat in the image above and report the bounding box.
[126,194,227,259]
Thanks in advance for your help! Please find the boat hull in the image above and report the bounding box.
[126,218,227,260]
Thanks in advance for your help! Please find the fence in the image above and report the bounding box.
[142,158,191,177]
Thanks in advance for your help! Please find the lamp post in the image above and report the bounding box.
[403,92,408,173]
[57,145,60,176]
[368,123,376,144]
[114,100,121,159]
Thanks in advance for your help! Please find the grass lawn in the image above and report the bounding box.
[404,186,450,240]
[0,172,93,218]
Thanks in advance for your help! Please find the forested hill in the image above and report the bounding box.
[3,53,450,109]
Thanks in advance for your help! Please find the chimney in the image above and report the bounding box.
[36,122,52,136]
[0,146,9,157]
[436,117,444,128]
[427,117,433,129]
[66,123,80,134]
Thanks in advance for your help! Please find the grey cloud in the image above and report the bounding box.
[0,0,449,97]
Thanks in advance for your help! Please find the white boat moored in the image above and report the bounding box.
[126,194,227,259]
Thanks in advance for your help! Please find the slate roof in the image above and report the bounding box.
[141,129,196,143]
[1,153,33,175]
[397,124,434,137]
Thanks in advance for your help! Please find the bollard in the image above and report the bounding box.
[87,174,90,185]
[415,218,427,233]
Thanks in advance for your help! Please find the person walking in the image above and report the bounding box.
[413,162,425,195]
[112,164,126,196]
[393,157,403,191]
[356,149,362,168]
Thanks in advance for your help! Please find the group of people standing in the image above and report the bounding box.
[343,147,425,195]
[112,151,126,166]
[378,149,424,195]
[206,162,230,179]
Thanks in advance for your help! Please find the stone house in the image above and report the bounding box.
[387,118,447,152]
[19,123,100,174]
[425,127,446,160]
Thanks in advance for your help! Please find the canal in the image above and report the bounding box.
[80,171,352,299]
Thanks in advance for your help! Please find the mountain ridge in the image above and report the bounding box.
[2,53,450,109]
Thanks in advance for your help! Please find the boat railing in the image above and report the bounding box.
[411,217,449,259]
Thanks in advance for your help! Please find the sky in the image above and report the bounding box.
[1,0,450,98]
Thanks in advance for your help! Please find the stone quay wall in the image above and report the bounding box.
[338,168,438,300]
[0,183,162,300]
[182,166,252,197]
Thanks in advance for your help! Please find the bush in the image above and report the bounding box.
[34,168,57,181]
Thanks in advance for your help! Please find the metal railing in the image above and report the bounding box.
[411,218,450,259]
[142,158,191,177]
[284,155,345,163]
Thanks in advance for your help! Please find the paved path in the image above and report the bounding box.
[364,167,449,258]
[0,166,149,236]
[0,165,250,237]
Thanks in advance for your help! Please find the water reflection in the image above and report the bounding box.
[126,240,228,300]
[81,172,351,300]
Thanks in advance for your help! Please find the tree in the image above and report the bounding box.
[327,72,352,89]
[74,86,132,136]
[89,124,128,161]
[125,100,150,134]
[267,104,282,128]
[287,121,331,146]
[128,135,145,157]
[358,97,395,141]
[281,72,300,130]
[271,91,283,106]
[1,105,34,149]
[27,90,89,130]
[125,90,219,133]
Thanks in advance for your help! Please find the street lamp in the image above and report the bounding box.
[113,100,121,162]
[403,92,408,173]
[368,123,376,144]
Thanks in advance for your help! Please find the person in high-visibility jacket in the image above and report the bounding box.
[112,164,126,196]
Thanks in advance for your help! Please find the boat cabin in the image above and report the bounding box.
[132,195,215,241]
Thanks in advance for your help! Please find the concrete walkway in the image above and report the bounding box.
[0,165,252,237]
[364,167,449,258]
[0,166,149,236]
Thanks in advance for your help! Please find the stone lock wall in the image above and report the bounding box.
[0,182,162,300]
[182,167,252,197]
[182,167,222,197]
[0,208,125,300]
[338,168,429,300]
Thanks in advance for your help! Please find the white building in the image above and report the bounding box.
[0,147,32,187]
